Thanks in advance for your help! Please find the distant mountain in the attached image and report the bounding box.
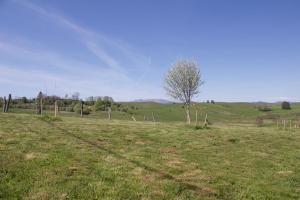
[133,99,173,104]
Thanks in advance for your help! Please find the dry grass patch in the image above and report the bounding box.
[276,170,294,176]
[135,140,152,145]
[177,169,211,182]
[160,147,178,154]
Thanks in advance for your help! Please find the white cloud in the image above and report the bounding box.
[0,1,157,100]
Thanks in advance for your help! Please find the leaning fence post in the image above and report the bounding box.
[5,94,11,113]
[2,96,6,113]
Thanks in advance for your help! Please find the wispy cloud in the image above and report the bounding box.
[0,0,155,99]
[14,0,149,73]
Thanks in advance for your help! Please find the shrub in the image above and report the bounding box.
[281,101,291,110]
[73,103,90,115]
[65,106,74,112]
[256,117,264,127]
[257,104,272,112]
[37,115,62,122]
[94,99,111,111]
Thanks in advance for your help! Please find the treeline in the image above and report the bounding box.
[0,92,134,115]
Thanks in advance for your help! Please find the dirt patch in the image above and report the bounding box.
[59,193,68,200]
[24,153,36,160]
[199,187,216,195]
[160,147,177,154]
[24,152,47,160]
[131,167,143,176]
[177,169,211,182]
[66,166,79,177]
[96,138,106,145]
[27,191,50,200]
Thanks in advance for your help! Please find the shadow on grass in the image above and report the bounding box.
[43,121,215,196]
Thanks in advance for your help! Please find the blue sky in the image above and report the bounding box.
[0,0,299,102]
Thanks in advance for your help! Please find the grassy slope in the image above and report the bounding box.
[1,113,300,199]
[10,102,300,124]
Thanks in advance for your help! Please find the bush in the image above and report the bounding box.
[94,99,111,111]
[65,106,74,112]
[256,117,264,127]
[281,101,291,110]
[257,104,272,112]
[73,103,90,115]
[37,115,62,122]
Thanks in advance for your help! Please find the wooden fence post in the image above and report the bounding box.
[152,112,156,122]
[203,113,208,127]
[80,101,83,118]
[195,110,198,127]
[40,96,43,116]
[5,94,11,113]
[54,101,58,117]
[107,107,111,120]
[2,96,6,113]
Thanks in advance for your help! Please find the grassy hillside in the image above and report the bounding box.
[1,113,300,199]
[10,102,300,125]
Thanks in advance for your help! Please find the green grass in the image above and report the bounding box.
[9,102,300,124]
[1,112,300,199]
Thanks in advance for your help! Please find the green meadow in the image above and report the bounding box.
[1,103,300,199]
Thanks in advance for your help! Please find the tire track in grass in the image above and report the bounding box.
[42,120,216,196]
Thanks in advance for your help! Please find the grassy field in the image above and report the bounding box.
[1,110,300,199]
[9,102,300,124]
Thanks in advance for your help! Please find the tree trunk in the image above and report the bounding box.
[186,103,191,124]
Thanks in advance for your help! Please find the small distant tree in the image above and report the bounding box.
[72,92,80,101]
[21,97,28,104]
[256,117,264,127]
[281,101,291,110]
[256,104,272,112]
[164,59,204,124]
